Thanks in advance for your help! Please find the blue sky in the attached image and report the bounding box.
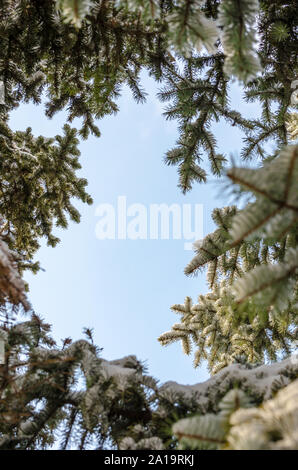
[9,72,261,385]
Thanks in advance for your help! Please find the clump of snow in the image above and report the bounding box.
[0,238,30,310]
[101,361,137,378]
[160,358,298,409]
[228,378,298,449]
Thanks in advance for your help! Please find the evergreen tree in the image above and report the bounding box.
[1,311,297,449]
[173,376,298,450]
[0,0,297,450]
[158,0,298,372]
[0,0,171,269]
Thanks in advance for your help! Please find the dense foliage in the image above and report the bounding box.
[0,0,297,450]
